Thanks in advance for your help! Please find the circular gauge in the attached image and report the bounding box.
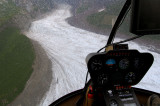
[134,58,144,69]
[106,59,116,69]
[134,58,140,68]
[97,74,108,86]
[125,72,136,83]
[119,59,130,70]
[110,99,118,106]
[91,59,103,71]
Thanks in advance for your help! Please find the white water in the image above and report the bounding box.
[25,4,160,106]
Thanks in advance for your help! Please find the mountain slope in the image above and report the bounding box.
[0,0,55,30]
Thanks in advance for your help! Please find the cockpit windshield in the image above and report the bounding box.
[0,0,160,106]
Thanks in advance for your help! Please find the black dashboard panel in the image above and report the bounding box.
[86,50,154,87]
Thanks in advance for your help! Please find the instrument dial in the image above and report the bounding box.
[119,59,130,70]
[110,99,118,106]
[106,59,116,69]
[125,72,136,83]
[97,74,108,85]
[91,59,103,71]
[134,58,144,69]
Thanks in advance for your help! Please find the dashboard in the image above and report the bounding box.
[86,50,154,87]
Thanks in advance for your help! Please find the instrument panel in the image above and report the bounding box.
[86,50,154,87]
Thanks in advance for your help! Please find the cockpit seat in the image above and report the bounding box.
[147,94,160,106]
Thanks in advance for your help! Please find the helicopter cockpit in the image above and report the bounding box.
[85,45,153,106]
[50,0,160,106]
[80,0,160,105]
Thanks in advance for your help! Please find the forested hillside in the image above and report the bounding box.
[0,0,55,30]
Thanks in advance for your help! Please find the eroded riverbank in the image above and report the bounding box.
[9,40,52,106]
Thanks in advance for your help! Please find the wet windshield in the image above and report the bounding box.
[0,0,160,106]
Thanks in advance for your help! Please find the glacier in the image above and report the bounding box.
[25,4,160,106]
